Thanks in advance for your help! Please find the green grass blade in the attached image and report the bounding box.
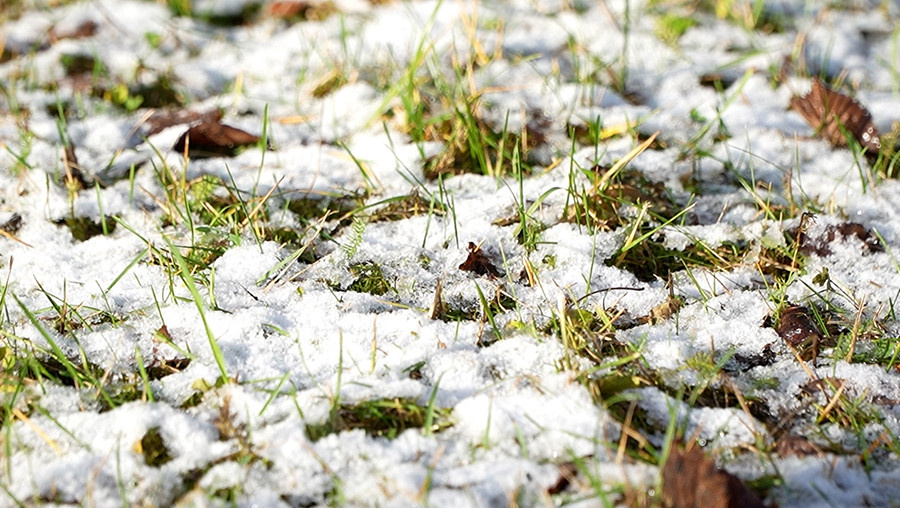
[164,236,230,384]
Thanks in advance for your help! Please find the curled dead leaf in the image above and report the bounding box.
[662,445,766,508]
[459,242,503,278]
[790,78,881,152]
[173,119,260,159]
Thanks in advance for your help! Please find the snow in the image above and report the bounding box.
[3,0,900,506]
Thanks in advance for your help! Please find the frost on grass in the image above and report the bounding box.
[3,0,900,506]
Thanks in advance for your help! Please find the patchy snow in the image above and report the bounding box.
[3,0,900,506]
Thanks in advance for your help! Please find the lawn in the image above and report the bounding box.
[2,0,900,506]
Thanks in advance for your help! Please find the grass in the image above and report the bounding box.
[166,235,230,385]
[3,0,900,506]
[306,397,454,441]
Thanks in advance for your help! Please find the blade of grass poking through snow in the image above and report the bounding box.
[372,0,441,128]
[128,163,137,202]
[258,372,290,417]
[329,330,344,429]
[655,388,686,497]
[0,261,10,325]
[258,214,328,287]
[148,138,198,244]
[105,246,149,293]
[94,183,109,236]
[473,281,503,344]
[258,103,269,169]
[593,131,658,193]
[135,345,154,402]
[438,175,459,248]
[423,374,444,437]
[556,293,575,369]
[341,141,382,193]
[620,0,631,91]
[223,163,262,247]
[481,398,493,449]
[164,236,230,385]
[614,203,694,266]
[872,227,900,274]
[422,197,438,249]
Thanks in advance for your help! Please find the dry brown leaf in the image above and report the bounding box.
[173,119,260,158]
[790,78,881,152]
[662,445,766,508]
[145,108,222,137]
[458,242,502,278]
[776,305,820,361]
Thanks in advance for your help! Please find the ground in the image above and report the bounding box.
[2,0,900,507]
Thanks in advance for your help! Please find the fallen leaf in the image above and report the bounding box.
[145,108,222,137]
[0,213,31,247]
[459,242,502,278]
[789,221,882,257]
[173,119,260,158]
[662,445,766,508]
[775,433,823,458]
[790,77,881,152]
[800,377,844,396]
[776,305,820,361]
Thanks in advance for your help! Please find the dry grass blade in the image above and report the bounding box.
[592,131,659,193]
[13,408,62,454]
[62,140,89,191]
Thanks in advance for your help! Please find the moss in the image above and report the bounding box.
[348,263,391,296]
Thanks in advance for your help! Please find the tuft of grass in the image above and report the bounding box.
[377,2,545,181]
[369,191,446,223]
[563,133,682,234]
[439,284,516,329]
[611,228,748,283]
[7,293,148,411]
[286,191,366,226]
[420,97,544,179]
[306,397,453,441]
[499,156,557,252]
